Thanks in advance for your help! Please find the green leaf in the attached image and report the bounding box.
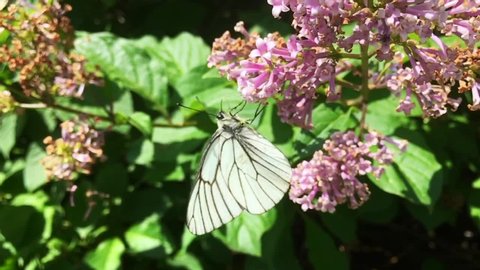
[255,104,298,159]
[127,138,155,166]
[0,113,24,158]
[405,202,456,230]
[167,252,203,270]
[369,134,443,206]
[152,126,209,162]
[0,205,44,249]
[213,210,277,257]
[84,238,125,270]
[128,112,153,136]
[75,32,168,111]
[125,213,173,258]
[320,209,357,243]
[150,32,210,85]
[12,191,56,241]
[305,218,349,270]
[366,94,411,135]
[469,178,480,229]
[95,162,128,197]
[23,143,47,191]
[152,126,209,144]
[244,203,302,270]
[0,159,25,186]
[294,104,357,160]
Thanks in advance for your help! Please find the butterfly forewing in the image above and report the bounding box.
[186,113,292,235]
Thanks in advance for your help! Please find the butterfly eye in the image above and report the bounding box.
[216,112,225,120]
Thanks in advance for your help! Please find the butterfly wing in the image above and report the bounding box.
[186,125,292,235]
[186,130,243,235]
[231,126,291,214]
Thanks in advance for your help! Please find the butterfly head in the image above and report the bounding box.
[216,111,227,120]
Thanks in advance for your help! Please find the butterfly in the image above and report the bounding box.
[186,109,292,235]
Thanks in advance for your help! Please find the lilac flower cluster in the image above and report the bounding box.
[209,0,480,127]
[289,131,407,212]
[0,1,99,99]
[42,118,105,180]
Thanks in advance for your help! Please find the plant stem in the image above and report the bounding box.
[359,41,370,134]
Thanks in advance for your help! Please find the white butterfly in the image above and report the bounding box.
[186,110,292,235]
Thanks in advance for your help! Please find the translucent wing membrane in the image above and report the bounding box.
[186,123,292,235]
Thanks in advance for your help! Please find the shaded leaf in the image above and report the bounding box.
[305,218,349,270]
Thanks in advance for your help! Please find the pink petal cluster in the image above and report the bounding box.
[42,118,105,180]
[289,131,407,212]
[209,1,480,125]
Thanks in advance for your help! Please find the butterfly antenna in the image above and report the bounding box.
[231,100,247,116]
[250,103,266,123]
[177,103,217,117]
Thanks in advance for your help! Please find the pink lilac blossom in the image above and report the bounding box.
[289,131,408,212]
[42,117,105,180]
[210,1,480,127]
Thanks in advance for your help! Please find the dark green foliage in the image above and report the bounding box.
[0,1,479,269]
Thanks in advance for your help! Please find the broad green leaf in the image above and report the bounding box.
[84,238,125,270]
[152,126,209,144]
[150,32,210,85]
[95,162,128,197]
[152,126,209,162]
[12,191,56,243]
[405,202,456,230]
[320,209,357,243]
[213,210,277,257]
[366,94,411,135]
[0,205,44,249]
[0,113,24,158]
[173,65,259,118]
[167,252,203,270]
[357,185,399,224]
[128,112,153,136]
[0,159,25,186]
[23,143,47,191]
[125,213,173,258]
[244,203,302,270]
[256,104,299,159]
[75,32,168,111]
[122,189,172,223]
[294,104,357,160]
[305,218,349,270]
[127,139,155,166]
[369,134,443,206]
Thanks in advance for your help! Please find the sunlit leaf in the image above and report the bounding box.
[125,213,173,258]
[23,144,47,191]
[84,238,125,270]
[75,32,168,111]
[213,210,276,257]
[128,112,153,136]
[369,134,443,206]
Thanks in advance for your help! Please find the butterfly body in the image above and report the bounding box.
[186,111,292,235]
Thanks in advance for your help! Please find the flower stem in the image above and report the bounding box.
[359,42,370,134]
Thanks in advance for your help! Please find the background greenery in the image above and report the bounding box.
[0,0,479,269]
